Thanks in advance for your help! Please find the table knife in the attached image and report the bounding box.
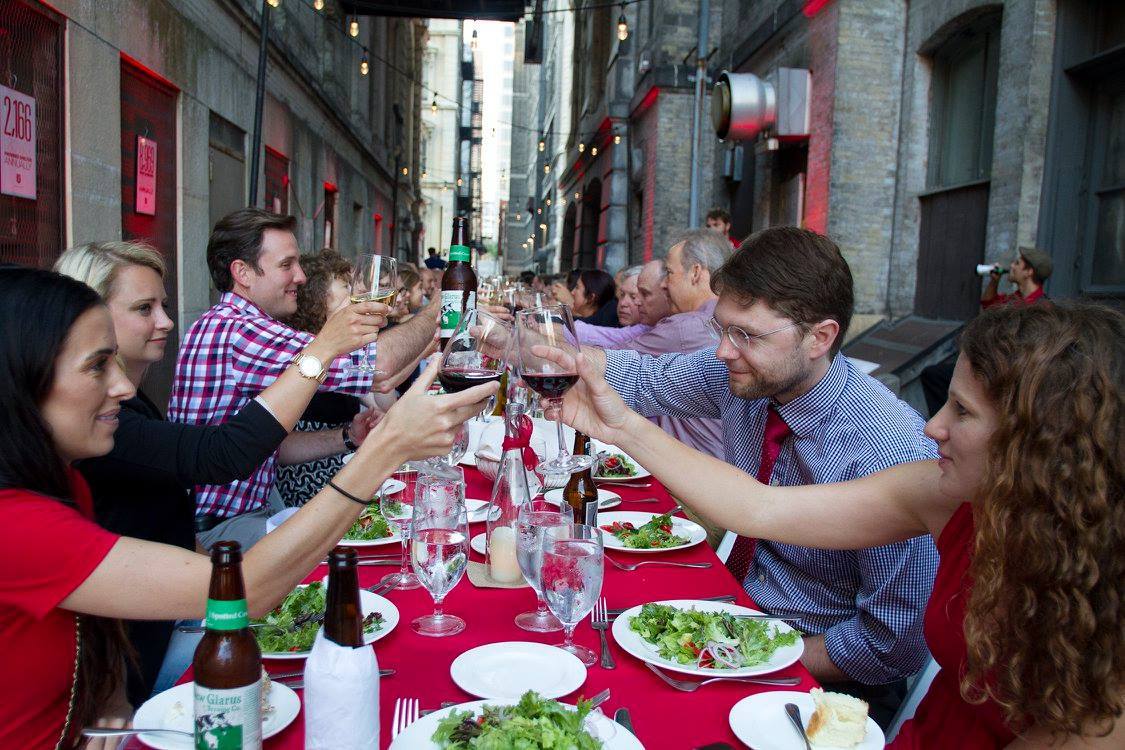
[613,707,635,735]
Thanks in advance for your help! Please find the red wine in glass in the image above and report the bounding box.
[438,367,503,393]
[522,373,579,400]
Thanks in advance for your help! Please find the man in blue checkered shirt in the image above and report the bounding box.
[588,227,938,726]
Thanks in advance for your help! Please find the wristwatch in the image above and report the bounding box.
[293,351,327,384]
[341,424,359,452]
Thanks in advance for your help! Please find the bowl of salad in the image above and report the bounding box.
[610,599,804,678]
[252,581,399,658]
[597,511,707,553]
[388,691,644,750]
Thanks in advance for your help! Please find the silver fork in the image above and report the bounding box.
[606,556,712,572]
[392,697,420,738]
[645,662,802,691]
[591,598,616,669]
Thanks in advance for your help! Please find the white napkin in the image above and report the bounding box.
[303,629,379,749]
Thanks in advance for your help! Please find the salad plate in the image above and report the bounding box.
[597,511,706,553]
[450,641,587,700]
[728,691,884,750]
[339,505,401,548]
[132,680,300,749]
[589,439,651,482]
[388,695,643,750]
[266,477,406,537]
[469,532,487,556]
[255,583,399,659]
[542,487,621,510]
[611,599,804,678]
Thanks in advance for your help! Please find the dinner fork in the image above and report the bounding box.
[606,556,712,572]
[392,697,420,738]
[591,597,616,670]
[82,728,193,739]
[644,662,802,691]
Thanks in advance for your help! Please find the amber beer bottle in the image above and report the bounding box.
[193,541,262,750]
[440,216,478,349]
[323,546,364,647]
[563,432,599,527]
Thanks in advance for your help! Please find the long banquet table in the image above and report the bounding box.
[134,467,819,749]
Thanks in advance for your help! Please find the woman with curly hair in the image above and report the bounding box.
[546,301,1123,748]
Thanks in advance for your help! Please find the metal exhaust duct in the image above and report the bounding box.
[711,71,777,141]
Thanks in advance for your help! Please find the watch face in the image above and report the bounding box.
[299,355,322,377]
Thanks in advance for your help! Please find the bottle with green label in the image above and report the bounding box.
[440,215,478,350]
[193,541,262,750]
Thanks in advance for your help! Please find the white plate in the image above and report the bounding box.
[470,531,487,555]
[597,511,707,554]
[387,698,643,750]
[256,585,399,659]
[543,487,622,510]
[266,477,407,537]
[612,599,804,678]
[132,681,300,749]
[589,439,651,482]
[729,690,884,750]
[465,497,500,523]
[450,641,587,700]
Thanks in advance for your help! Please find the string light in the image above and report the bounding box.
[545,198,552,206]
[401,166,409,176]
[470,28,478,52]
[614,132,622,144]
[537,208,542,215]
[591,146,598,156]
[516,213,521,221]
[617,5,629,41]
[313,0,324,9]
[457,177,463,186]
[539,223,547,230]
[421,170,428,179]
[359,51,369,76]
[431,98,438,114]
[574,192,581,200]
[578,143,585,152]
[543,164,551,174]
[560,197,566,206]
[538,140,545,152]
[266,0,280,7]
[348,16,359,37]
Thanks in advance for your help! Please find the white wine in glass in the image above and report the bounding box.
[350,254,398,373]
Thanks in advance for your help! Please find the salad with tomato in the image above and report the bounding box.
[595,452,638,478]
[252,581,383,654]
[432,691,600,749]
[629,603,799,669]
[601,512,688,549]
[343,504,393,541]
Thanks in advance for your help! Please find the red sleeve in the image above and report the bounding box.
[980,292,1011,310]
[0,490,119,619]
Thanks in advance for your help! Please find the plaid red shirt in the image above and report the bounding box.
[167,292,373,518]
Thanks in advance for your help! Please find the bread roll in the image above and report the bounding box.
[806,688,868,747]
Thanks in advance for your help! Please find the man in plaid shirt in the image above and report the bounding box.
[169,209,438,549]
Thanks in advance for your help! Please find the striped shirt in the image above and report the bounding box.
[167,292,373,519]
[605,349,939,684]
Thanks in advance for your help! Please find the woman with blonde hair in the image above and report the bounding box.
[545,301,1123,748]
[53,241,384,704]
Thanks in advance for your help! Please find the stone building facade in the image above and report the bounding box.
[420,18,462,254]
[1,0,427,402]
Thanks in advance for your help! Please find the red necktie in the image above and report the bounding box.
[725,407,791,583]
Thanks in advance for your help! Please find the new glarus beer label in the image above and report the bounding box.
[204,598,249,631]
[194,682,262,750]
[440,290,477,338]
[448,243,471,262]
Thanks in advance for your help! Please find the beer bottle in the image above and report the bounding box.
[563,432,599,527]
[440,216,478,349]
[193,541,262,750]
[304,546,380,749]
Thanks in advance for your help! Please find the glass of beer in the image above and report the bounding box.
[350,254,398,374]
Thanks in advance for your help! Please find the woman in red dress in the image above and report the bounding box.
[552,301,1123,748]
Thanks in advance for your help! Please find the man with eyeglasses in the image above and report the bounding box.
[579,226,938,728]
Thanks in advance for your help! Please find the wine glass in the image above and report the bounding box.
[515,305,593,475]
[515,500,570,632]
[379,465,421,590]
[409,469,470,636]
[540,523,604,666]
[350,254,399,374]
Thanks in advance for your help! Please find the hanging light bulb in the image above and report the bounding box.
[359,51,369,76]
[431,98,438,114]
[266,0,280,7]
[440,184,447,192]
[574,191,581,200]
[538,139,545,152]
[537,207,542,215]
[578,142,585,153]
[614,132,622,144]
[543,163,551,174]
[539,223,547,230]
[457,177,463,186]
[591,146,599,156]
[313,0,324,9]
[349,16,359,37]
[421,170,428,179]
[617,7,629,42]
[471,28,478,52]
[516,213,521,221]
[545,198,552,206]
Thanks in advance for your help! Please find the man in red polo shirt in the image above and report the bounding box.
[705,207,742,249]
[981,246,1052,308]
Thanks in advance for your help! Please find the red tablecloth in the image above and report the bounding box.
[135,468,818,749]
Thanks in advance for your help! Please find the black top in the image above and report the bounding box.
[275,391,363,508]
[577,298,620,328]
[76,390,286,704]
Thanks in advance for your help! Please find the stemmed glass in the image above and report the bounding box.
[349,254,399,374]
[379,465,421,590]
[515,304,593,474]
[515,499,570,632]
[409,469,470,636]
[540,523,604,666]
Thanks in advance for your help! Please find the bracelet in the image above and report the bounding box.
[327,480,369,507]
[341,424,359,452]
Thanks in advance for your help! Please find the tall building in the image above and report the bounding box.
[420,19,463,255]
[504,20,541,272]
[478,22,515,247]
[0,0,426,404]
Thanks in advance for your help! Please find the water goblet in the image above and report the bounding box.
[540,523,604,666]
[515,499,570,632]
[379,465,421,590]
[410,469,470,636]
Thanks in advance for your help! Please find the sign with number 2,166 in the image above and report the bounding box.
[0,85,36,200]
[135,136,158,215]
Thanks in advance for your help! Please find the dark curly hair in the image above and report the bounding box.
[286,250,353,334]
[959,301,1124,738]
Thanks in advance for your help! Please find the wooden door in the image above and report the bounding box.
[914,181,990,320]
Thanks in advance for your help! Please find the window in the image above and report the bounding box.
[264,147,288,215]
[927,19,1000,189]
[1087,85,1125,289]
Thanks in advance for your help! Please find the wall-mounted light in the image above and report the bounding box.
[431,98,438,114]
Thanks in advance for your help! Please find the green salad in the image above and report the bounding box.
[252,581,384,653]
[596,452,637,477]
[600,512,688,549]
[629,603,800,669]
[343,504,393,541]
[432,691,601,749]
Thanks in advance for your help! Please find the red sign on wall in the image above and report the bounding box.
[0,85,36,200]
[135,135,157,215]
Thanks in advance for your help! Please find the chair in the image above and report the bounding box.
[886,656,940,741]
